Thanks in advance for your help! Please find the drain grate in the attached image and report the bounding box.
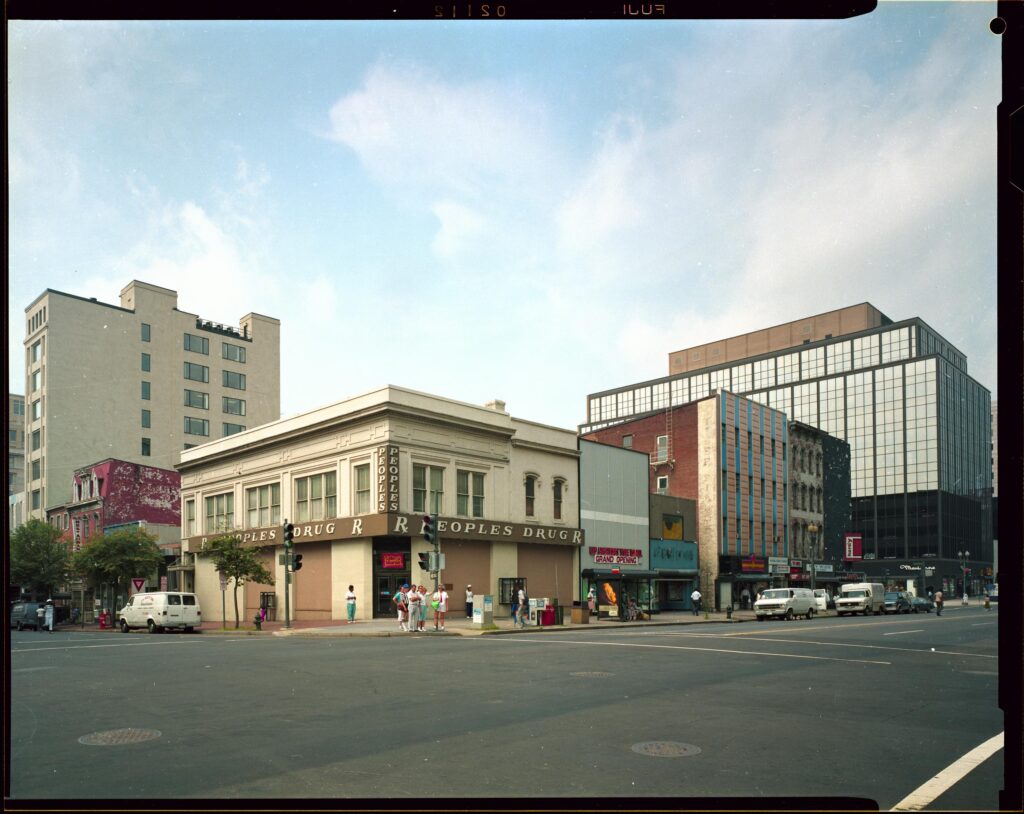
[78,728,162,746]
[631,741,701,758]
[570,671,614,677]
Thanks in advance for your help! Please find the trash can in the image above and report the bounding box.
[541,605,556,626]
[571,606,590,624]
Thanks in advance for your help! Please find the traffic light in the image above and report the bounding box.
[422,514,435,545]
[418,552,431,571]
[292,553,303,572]
[284,521,295,546]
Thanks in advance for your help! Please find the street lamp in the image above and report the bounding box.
[807,522,819,591]
[957,549,970,597]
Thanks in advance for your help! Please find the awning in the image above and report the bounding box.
[652,570,699,579]
[582,569,659,579]
[168,563,194,572]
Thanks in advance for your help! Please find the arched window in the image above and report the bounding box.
[552,479,565,520]
[525,475,538,517]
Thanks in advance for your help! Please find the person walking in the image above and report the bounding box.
[934,589,944,616]
[36,604,46,631]
[962,592,969,606]
[587,585,597,614]
[465,585,474,620]
[516,585,529,628]
[345,585,357,624]
[740,587,751,610]
[690,588,702,616]
[393,584,410,631]
[44,600,55,633]
[433,585,449,631]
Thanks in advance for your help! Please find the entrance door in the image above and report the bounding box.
[376,574,409,619]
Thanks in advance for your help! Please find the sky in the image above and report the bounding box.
[7,3,1001,431]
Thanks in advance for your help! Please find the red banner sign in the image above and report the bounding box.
[843,533,863,561]
[741,556,767,572]
[381,552,405,569]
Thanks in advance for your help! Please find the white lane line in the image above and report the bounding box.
[883,629,925,636]
[10,639,206,653]
[507,636,891,665]
[972,623,996,627]
[890,731,1003,811]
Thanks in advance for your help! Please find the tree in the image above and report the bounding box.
[198,535,274,629]
[10,519,71,600]
[71,527,165,599]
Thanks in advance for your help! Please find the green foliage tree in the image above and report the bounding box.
[71,527,165,601]
[198,535,275,629]
[10,519,71,600]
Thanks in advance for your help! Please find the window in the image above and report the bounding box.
[141,409,151,428]
[31,340,42,363]
[184,333,209,354]
[184,417,210,436]
[354,464,371,514]
[141,323,151,342]
[185,499,196,536]
[184,362,209,383]
[525,475,537,517]
[655,435,668,463]
[413,464,444,513]
[662,513,683,539]
[142,381,151,400]
[31,459,41,481]
[11,399,24,415]
[32,490,41,510]
[295,471,337,521]
[222,370,246,390]
[223,422,246,436]
[31,400,41,421]
[247,483,281,528]
[622,435,633,449]
[141,353,151,372]
[31,370,41,393]
[32,430,41,451]
[457,470,485,518]
[222,343,246,363]
[141,437,151,456]
[205,493,234,532]
[552,479,564,520]
[185,390,209,409]
[223,396,246,416]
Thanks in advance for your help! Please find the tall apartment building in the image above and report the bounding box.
[8,394,26,497]
[22,281,280,522]
[583,304,992,597]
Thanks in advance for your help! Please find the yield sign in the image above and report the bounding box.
[132,578,146,593]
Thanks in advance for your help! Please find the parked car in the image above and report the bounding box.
[910,595,934,613]
[9,602,44,631]
[883,591,912,614]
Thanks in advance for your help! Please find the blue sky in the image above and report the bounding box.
[8,4,1000,430]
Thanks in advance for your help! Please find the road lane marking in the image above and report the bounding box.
[972,623,996,627]
[883,630,924,636]
[506,636,891,665]
[12,666,57,673]
[890,731,1003,811]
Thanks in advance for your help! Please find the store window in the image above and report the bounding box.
[247,483,281,528]
[525,475,537,517]
[355,464,371,514]
[413,464,444,514]
[205,492,234,533]
[294,472,337,522]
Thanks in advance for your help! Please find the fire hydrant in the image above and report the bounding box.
[99,610,109,630]
[253,613,263,631]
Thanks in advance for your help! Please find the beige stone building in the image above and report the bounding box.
[177,387,584,623]
[22,280,280,521]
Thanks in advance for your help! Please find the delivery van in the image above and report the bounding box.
[754,587,817,621]
[835,582,885,616]
[119,592,201,633]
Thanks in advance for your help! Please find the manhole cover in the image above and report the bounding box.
[571,671,614,677]
[78,728,162,746]
[631,741,701,758]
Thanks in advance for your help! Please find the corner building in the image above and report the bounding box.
[177,388,583,623]
[584,304,992,595]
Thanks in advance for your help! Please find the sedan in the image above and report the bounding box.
[910,595,934,613]
[883,591,912,614]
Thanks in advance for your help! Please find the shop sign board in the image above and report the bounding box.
[844,534,863,560]
[380,552,405,570]
[741,556,767,572]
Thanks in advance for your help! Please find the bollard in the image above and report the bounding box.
[253,614,262,631]
[726,606,733,619]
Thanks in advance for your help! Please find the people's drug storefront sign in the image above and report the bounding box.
[376,444,400,513]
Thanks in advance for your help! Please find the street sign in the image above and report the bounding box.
[219,574,228,591]
[131,578,145,593]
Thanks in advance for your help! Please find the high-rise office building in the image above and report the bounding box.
[22,280,280,522]
[583,304,992,596]
[8,394,26,497]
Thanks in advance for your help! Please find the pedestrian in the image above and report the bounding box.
[260,604,267,622]
[740,587,750,610]
[393,584,410,631]
[465,585,474,619]
[690,588,702,616]
[417,585,429,631]
[44,599,55,633]
[587,585,597,614]
[36,605,46,631]
[962,592,969,607]
[407,584,423,632]
[433,585,449,631]
[511,586,520,622]
[345,585,357,624]
[934,589,944,616]
[516,585,529,628]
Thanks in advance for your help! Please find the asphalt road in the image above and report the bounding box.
[7,606,1003,808]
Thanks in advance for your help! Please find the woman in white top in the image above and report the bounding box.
[433,587,449,631]
[345,585,357,623]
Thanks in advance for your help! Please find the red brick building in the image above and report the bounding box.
[582,391,789,610]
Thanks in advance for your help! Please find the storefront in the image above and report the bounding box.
[581,568,657,619]
[716,554,773,611]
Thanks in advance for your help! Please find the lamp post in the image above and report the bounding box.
[807,522,819,591]
[957,549,970,597]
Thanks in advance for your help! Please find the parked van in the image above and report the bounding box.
[754,587,817,621]
[9,601,44,631]
[835,582,885,616]
[119,592,201,633]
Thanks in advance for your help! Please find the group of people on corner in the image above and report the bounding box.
[391,583,451,632]
[35,599,56,632]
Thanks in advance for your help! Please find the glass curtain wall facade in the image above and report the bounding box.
[583,320,993,565]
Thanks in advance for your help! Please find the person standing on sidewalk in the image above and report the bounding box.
[417,585,429,632]
[516,586,529,628]
[433,585,449,631]
[346,585,357,624]
[690,589,702,616]
[393,584,410,631]
[407,585,423,633]
[934,589,944,616]
[465,585,473,620]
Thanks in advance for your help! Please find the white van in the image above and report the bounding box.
[835,582,885,617]
[119,592,202,633]
[754,587,817,621]
[812,588,831,613]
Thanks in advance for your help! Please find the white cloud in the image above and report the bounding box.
[430,200,488,259]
